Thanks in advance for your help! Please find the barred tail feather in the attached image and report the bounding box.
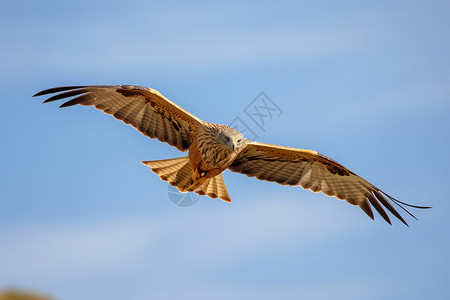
[142,156,192,187]
[141,157,231,202]
[194,173,231,202]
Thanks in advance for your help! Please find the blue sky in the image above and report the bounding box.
[1,0,449,299]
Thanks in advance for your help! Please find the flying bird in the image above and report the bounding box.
[34,85,429,225]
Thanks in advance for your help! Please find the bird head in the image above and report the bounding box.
[218,126,245,151]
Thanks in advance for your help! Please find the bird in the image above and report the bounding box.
[34,85,430,226]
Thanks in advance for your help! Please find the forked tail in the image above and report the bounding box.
[141,156,231,202]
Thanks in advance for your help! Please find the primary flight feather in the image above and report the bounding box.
[34,85,429,225]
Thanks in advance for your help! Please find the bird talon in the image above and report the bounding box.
[188,169,207,190]
[192,168,201,182]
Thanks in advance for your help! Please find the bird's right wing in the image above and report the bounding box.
[34,85,204,152]
[229,141,430,225]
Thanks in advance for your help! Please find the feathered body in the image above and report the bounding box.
[190,123,247,174]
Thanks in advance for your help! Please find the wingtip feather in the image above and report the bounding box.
[373,190,409,226]
[367,193,392,225]
[359,200,374,220]
[33,86,87,97]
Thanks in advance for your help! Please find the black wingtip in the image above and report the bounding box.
[372,190,409,226]
[372,191,432,226]
[367,193,393,225]
[33,89,53,97]
[59,101,76,108]
[381,191,431,223]
[33,86,87,97]
[385,194,432,210]
[35,88,91,108]
[359,200,374,220]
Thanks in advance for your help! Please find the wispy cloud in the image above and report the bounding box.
[1,2,367,76]
[1,198,356,283]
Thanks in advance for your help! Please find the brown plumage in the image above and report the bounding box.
[34,85,430,225]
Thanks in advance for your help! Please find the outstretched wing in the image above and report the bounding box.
[34,85,204,152]
[229,141,429,225]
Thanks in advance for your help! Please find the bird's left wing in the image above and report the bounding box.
[229,141,429,225]
[34,85,204,152]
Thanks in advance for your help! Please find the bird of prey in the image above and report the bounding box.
[34,85,429,225]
